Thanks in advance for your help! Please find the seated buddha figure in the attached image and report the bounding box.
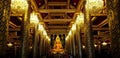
[52,35,64,53]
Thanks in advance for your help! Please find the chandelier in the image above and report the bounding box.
[11,0,28,14]
[86,0,104,13]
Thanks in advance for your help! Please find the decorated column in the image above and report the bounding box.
[76,24,82,58]
[39,31,44,57]
[106,0,120,58]
[43,37,46,56]
[65,37,69,53]
[50,34,54,48]
[0,0,11,57]
[21,1,31,58]
[45,39,49,55]
[45,38,48,56]
[39,31,42,57]
[71,31,76,58]
[69,36,73,55]
[84,0,95,58]
[33,24,39,58]
[68,37,71,55]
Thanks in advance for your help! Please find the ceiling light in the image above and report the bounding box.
[11,0,28,14]
[47,36,50,41]
[30,12,39,24]
[86,0,104,13]
[7,42,13,47]
[43,31,47,36]
[68,30,72,36]
[82,45,85,49]
[65,36,69,41]
[71,23,76,31]
[94,44,98,47]
[38,24,44,31]
[29,46,33,49]
[102,42,107,46]
[76,13,84,24]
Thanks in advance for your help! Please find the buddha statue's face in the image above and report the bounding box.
[55,40,61,44]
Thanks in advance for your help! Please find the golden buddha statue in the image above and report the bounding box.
[52,35,64,54]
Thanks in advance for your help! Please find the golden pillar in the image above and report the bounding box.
[69,36,73,55]
[0,0,11,57]
[33,24,39,58]
[84,0,95,58]
[39,31,42,57]
[21,1,31,58]
[107,0,120,58]
[65,36,70,53]
[39,31,44,57]
[76,24,83,58]
[71,31,76,58]
[43,36,46,55]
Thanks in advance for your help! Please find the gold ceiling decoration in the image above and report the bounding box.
[86,0,104,13]
[30,12,39,24]
[11,0,28,14]
[76,12,84,25]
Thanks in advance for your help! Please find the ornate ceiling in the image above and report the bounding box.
[9,0,109,43]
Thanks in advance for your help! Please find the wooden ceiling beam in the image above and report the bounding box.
[91,13,107,16]
[81,35,109,37]
[97,19,108,27]
[47,26,68,28]
[10,13,23,16]
[50,13,65,16]
[8,26,108,32]
[9,27,21,31]
[47,29,68,34]
[70,4,76,9]
[44,0,48,8]
[8,36,20,39]
[47,30,68,34]
[38,9,76,13]
[67,0,70,8]
[93,27,109,31]
[9,21,18,28]
[43,19,72,22]
[48,2,67,6]
[92,25,98,28]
